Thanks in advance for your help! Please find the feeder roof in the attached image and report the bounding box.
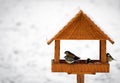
[47,10,114,45]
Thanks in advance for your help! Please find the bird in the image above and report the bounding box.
[64,56,74,64]
[106,53,115,62]
[86,58,92,64]
[64,51,80,64]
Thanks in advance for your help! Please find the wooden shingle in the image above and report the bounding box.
[47,10,114,45]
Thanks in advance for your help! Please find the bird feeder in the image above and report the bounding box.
[47,10,114,83]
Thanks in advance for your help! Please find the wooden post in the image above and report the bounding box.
[77,74,84,83]
[54,40,60,63]
[100,40,106,63]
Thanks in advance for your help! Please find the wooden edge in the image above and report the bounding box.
[52,59,102,64]
[68,72,96,75]
[47,39,115,45]
[54,40,60,63]
[108,38,115,44]
[47,38,54,45]
[47,10,83,45]
[47,10,114,45]
[82,12,114,44]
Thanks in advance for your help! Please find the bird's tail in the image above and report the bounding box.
[114,59,120,61]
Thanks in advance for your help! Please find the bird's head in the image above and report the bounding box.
[87,58,91,61]
[64,51,70,55]
[106,53,110,56]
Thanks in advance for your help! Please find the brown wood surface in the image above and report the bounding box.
[54,40,60,63]
[100,40,106,63]
[47,10,114,45]
[47,10,114,83]
[77,74,84,83]
[68,72,96,75]
[52,60,109,74]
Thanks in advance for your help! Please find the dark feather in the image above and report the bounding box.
[64,51,80,60]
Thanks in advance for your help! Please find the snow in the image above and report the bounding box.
[0,0,120,83]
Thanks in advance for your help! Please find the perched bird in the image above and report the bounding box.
[64,56,74,64]
[86,58,92,64]
[106,53,115,62]
[64,51,80,64]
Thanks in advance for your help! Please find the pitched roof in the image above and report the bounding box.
[47,10,114,45]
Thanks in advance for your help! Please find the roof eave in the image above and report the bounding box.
[47,38,54,45]
[108,38,114,44]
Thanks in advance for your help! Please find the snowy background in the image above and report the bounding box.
[0,0,120,83]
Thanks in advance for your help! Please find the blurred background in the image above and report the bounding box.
[0,0,120,83]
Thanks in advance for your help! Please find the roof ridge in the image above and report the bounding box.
[47,10,83,44]
[47,10,114,45]
[82,12,114,44]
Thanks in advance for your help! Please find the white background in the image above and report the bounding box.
[0,0,120,83]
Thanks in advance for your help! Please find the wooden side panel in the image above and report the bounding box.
[52,60,109,74]
[54,40,60,63]
[100,40,106,63]
[77,74,84,83]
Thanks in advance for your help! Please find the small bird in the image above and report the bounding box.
[64,56,74,64]
[106,53,115,62]
[86,58,92,64]
[64,51,80,64]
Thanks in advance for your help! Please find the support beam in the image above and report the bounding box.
[77,74,84,83]
[100,40,106,63]
[54,40,60,63]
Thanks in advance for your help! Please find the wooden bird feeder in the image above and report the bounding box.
[47,10,114,83]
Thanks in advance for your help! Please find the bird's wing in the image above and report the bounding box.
[74,56,80,60]
[110,55,115,60]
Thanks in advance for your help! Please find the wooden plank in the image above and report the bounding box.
[100,40,106,63]
[77,74,84,83]
[54,40,60,63]
[52,60,109,73]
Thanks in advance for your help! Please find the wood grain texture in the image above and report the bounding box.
[47,10,114,83]
[54,40,60,63]
[47,10,114,45]
[77,74,84,83]
[52,60,109,74]
[100,40,106,63]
